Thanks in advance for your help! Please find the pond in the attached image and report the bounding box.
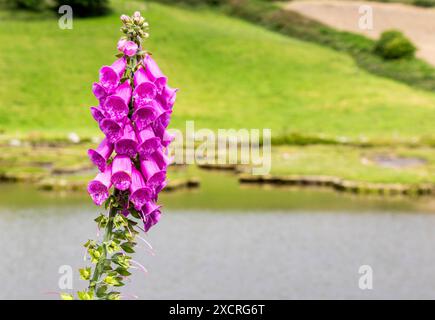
[1,170,435,299]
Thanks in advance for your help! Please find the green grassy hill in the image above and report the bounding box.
[0,0,435,144]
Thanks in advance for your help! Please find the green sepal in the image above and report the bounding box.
[60,293,74,300]
[103,275,123,286]
[77,290,94,300]
[106,241,120,254]
[113,230,127,241]
[107,292,121,300]
[79,267,91,281]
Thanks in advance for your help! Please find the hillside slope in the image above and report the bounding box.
[0,0,434,143]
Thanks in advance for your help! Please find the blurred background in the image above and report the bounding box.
[1,0,435,299]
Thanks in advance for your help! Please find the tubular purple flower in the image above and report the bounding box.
[84,13,178,296]
[149,101,170,136]
[136,126,161,158]
[153,118,170,141]
[88,138,114,172]
[133,82,157,108]
[99,118,124,143]
[154,179,167,195]
[144,55,167,93]
[117,38,127,52]
[123,41,138,57]
[87,164,112,206]
[90,106,106,123]
[92,82,107,101]
[133,66,150,87]
[115,121,138,157]
[140,158,166,193]
[111,155,132,191]
[161,130,175,147]
[132,106,156,130]
[129,168,153,210]
[141,201,161,232]
[111,57,127,77]
[99,58,127,92]
[160,85,178,110]
[150,148,172,170]
[104,80,131,120]
[155,111,171,131]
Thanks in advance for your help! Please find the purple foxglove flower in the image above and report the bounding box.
[144,55,167,93]
[99,57,127,92]
[123,41,138,57]
[104,80,131,120]
[155,112,171,132]
[111,57,127,77]
[90,106,106,123]
[92,82,107,101]
[133,66,150,87]
[115,121,138,157]
[133,69,157,108]
[150,148,172,170]
[111,155,132,191]
[88,138,113,172]
[140,158,166,192]
[161,130,175,147]
[99,118,124,143]
[133,82,157,108]
[117,38,127,52]
[155,179,167,195]
[129,168,153,210]
[159,85,178,110]
[141,201,161,232]
[153,119,170,140]
[149,101,170,136]
[136,126,161,158]
[132,105,157,130]
[87,164,112,206]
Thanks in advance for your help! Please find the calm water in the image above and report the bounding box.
[1,170,435,299]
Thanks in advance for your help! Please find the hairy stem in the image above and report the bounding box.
[89,194,118,293]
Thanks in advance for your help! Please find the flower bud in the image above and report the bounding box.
[120,15,130,23]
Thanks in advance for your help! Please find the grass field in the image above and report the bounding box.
[0,0,435,144]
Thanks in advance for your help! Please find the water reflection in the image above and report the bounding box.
[0,170,435,299]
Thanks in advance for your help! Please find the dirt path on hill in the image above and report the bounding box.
[285,0,435,65]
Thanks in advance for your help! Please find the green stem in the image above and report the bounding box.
[89,197,118,294]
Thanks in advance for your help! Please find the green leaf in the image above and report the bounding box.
[115,53,124,58]
[104,196,113,210]
[96,285,108,298]
[116,267,131,277]
[60,293,74,300]
[120,242,135,253]
[113,230,127,241]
